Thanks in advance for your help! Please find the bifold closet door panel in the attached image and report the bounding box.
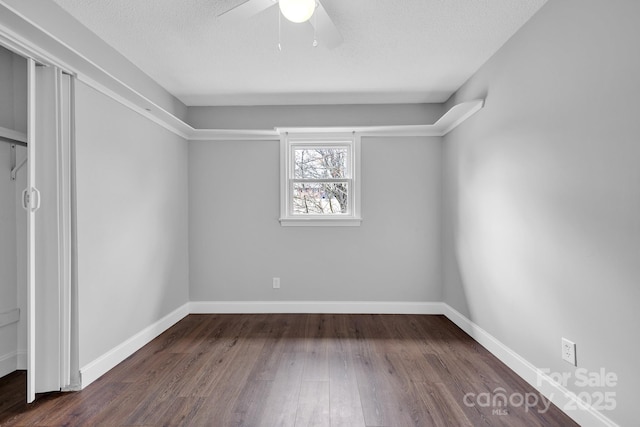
[26,63,72,400]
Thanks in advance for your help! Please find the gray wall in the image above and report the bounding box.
[0,142,18,373]
[189,133,442,303]
[0,46,26,132]
[74,82,189,367]
[443,1,640,424]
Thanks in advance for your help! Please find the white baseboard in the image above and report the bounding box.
[79,302,189,388]
[189,300,445,314]
[0,350,17,378]
[442,304,618,427]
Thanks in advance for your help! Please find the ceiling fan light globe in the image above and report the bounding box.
[279,0,315,23]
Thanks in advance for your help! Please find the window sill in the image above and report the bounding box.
[279,217,362,227]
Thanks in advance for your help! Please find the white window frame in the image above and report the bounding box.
[280,131,361,226]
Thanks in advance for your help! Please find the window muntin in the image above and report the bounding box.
[280,133,361,226]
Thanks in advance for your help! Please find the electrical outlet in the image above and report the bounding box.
[562,338,577,366]
[272,277,280,289]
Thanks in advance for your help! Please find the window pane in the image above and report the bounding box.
[294,148,348,179]
[292,182,349,214]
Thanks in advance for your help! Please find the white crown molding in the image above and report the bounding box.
[190,100,484,141]
[274,100,484,138]
[436,99,485,134]
[76,73,191,139]
[188,128,279,141]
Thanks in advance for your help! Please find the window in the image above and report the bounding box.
[280,131,361,226]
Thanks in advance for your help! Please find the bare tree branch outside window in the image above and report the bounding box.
[293,148,349,214]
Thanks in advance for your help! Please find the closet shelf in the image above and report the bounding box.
[0,126,27,146]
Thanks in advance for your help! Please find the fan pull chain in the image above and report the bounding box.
[278,8,282,51]
[312,1,318,47]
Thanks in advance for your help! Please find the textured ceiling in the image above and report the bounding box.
[52,0,547,106]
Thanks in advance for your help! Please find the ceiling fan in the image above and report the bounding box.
[217,0,343,48]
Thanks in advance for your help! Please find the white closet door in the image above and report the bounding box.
[26,60,72,402]
[26,57,37,403]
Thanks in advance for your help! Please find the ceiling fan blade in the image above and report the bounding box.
[311,1,343,48]
[217,0,276,21]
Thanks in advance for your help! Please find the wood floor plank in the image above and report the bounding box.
[413,381,474,426]
[0,386,77,427]
[350,314,423,426]
[188,326,268,425]
[111,353,190,425]
[370,350,446,426]
[31,382,130,427]
[167,314,226,354]
[0,314,579,427]
[175,315,251,398]
[382,314,441,359]
[105,315,226,386]
[152,397,206,426]
[230,379,272,427]
[386,350,443,384]
[352,351,397,426]
[328,351,366,427]
[256,351,306,427]
[245,315,293,381]
[415,315,489,357]
[302,314,330,381]
[325,314,355,354]
[294,380,330,427]
[83,386,151,426]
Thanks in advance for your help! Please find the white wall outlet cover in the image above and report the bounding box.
[562,338,577,366]
[272,277,280,289]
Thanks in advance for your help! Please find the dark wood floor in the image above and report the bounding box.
[0,314,577,426]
